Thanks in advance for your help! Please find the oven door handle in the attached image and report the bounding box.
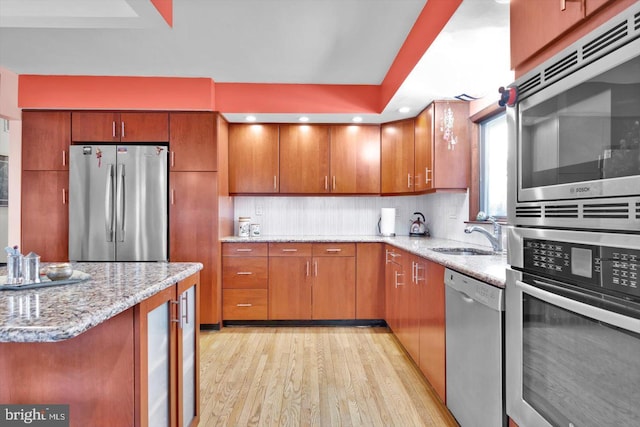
[516,280,640,334]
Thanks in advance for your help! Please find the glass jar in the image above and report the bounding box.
[238,217,251,237]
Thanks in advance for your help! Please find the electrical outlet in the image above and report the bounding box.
[255,201,264,216]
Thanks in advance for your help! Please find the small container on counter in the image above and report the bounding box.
[6,253,22,284]
[238,216,251,237]
[250,223,261,237]
[22,252,41,284]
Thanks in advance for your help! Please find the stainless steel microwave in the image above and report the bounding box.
[507,5,640,232]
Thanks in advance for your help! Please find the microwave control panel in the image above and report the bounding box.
[523,239,640,298]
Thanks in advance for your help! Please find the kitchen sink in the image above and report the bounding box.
[431,247,495,256]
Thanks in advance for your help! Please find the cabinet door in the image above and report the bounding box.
[330,125,380,194]
[384,246,405,332]
[71,112,120,142]
[170,112,216,172]
[228,124,279,193]
[21,171,69,261]
[139,286,177,427]
[404,256,423,364]
[414,107,433,192]
[381,119,415,194]
[169,172,218,325]
[279,124,330,193]
[269,256,312,319]
[355,243,385,319]
[419,260,446,402]
[120,112,168,142]
[177,275,200,427]
[432,101,470,189]
[510,0,584,69]
[312,256,356,319]
[22,111,71,171]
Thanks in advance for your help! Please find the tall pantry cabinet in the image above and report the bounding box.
[21,111,71,261]
[169,112,232,328]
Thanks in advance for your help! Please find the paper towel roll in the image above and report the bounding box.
[380,208,396,236]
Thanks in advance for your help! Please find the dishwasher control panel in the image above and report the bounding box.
[444,269,504,311]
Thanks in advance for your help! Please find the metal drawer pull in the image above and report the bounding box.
[121,121,125,138]
[236,248,253,252]
[112,121,116,138]
[236,303,253,307]
[325,248,342,253]
[236,272,253,275]
[282,248,298,252]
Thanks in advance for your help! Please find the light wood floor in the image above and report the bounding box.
[199,327,458,427]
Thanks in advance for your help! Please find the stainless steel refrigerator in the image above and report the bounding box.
[69,145,168,261]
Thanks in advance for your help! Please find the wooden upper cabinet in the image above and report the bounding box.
[431,101,469,190]
[169,112,217,172]
[228,123,279,193]
[381,119,415,194]
[71,111,168,142]
[330,125,381,194]
[279,124,330,193]
[22,111,71,171]
[414,108,433,192]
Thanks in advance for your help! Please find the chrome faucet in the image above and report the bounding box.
[464,216,503,253]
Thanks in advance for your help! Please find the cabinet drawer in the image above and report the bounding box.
[268,243,313,257]
[222,257,268,289]
[312,243,356,257]
[223,289,268,320]
[223,242,268,257]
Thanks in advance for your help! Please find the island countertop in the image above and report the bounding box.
[0,262,203,343]
[221,235,508,288]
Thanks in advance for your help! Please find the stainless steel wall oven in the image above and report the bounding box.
[506,4,640,427]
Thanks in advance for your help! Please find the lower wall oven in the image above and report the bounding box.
[506,227,640,427]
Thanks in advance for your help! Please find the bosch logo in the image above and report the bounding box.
[575,187,590,193]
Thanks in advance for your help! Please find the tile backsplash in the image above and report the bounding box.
[233,191,499,249]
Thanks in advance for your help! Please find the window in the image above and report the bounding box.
[479,112,507,218]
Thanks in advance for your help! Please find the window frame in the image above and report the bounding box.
[469,103,507,223]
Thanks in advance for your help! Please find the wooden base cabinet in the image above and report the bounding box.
[355,243,385,319]
[222,243,269,320]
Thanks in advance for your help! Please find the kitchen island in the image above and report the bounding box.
[0,262,202,427]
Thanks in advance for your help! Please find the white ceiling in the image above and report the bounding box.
[0,0,512,123]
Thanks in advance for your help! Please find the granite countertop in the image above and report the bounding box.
[221,235,507,288]
[0,262,202,343]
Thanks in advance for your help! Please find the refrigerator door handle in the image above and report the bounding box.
[105,164,115,242]
[116,164,125,242]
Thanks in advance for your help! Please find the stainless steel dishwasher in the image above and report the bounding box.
[445,268,505,427]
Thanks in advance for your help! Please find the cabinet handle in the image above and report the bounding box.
[324,176,328,191]
[112,121,116,138]
[416,264,425,282]
[332,176,336,190]
[306,261,310,276]
[62,150,67,167]
[560,0,584,11]
[236,248,253,252]
[407,173,412,189]
[282,248,298,252]
[395,271,404,288]
[182,293,189,326]
[237,303,253,307]
[121,121,126,139]
[171,151,176,168]
[411,261,416,283]
[325,248,342,253]
[170,300,181,324]
[236,272,254,275]
[273,176,277,191]
[62,188,67,205]
[314,260,318,277]
[425,168,431,184]
[171,188,175,205]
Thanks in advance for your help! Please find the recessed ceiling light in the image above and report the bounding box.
[398,107,411,114]
[352,116,363,123]
[245,115,257,122]
[299,116,309,122]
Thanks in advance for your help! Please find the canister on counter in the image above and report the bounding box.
[238,216,251,237]
[250,223,261,237]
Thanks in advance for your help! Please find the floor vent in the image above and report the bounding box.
[582,20,628,60]
[583,203,630,219]
[545,205,579,218]
[516,206,542,218]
